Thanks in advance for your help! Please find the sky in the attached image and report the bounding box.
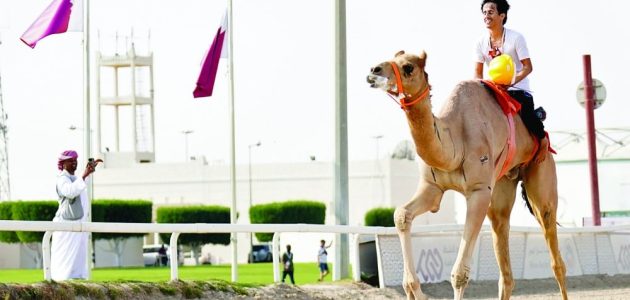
[0,0,629,200]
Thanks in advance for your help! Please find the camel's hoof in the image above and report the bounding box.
[405,287,428,300]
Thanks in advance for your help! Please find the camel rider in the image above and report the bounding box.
[474,0,549,163]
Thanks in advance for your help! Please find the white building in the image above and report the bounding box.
[92,155,457,264]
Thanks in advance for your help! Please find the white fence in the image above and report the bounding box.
[0,221,395,282]
[0,221,629,285]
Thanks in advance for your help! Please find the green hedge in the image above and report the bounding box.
[250,200,326,242]
[0,201,19,243]
[11,201,58,243]
[364,207,396,227]
[157,205,231,247]
[92,199,152,240]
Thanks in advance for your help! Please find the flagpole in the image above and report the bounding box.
[227,0,238,282]
[83,0,93,279]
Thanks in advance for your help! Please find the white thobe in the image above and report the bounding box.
[50,170,89,281]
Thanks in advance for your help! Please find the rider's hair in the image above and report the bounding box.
[481,0,510,25]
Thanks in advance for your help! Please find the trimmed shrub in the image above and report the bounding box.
[0,201,19,243]
[92,199,152,240]
[157,205,231,247]
[11,201,58,243]
[364,207,396,227]
[250,200,326,242]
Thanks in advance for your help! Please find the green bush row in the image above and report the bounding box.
[157,206,231,247]
[364,207,396,227]
[0,200,152,243]
[92,199,152,240]
[0,201,19,243]
[1,199,396,247]
[250,200,326,242]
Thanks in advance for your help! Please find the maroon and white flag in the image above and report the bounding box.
[193,11,228,98]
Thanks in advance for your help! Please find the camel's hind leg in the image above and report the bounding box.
[394,181,444,300]
[522,157,568,300]
[487,177,518,300]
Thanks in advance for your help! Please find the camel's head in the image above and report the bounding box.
[367,50,429,99]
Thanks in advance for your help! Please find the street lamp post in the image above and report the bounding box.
[372,134,383,160]
[181,130,194,161]
[372,135,384,205]
[248,141,261,263]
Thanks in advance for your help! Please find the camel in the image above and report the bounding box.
[366,51,568,300]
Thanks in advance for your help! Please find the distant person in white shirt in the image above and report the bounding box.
[317,239,332,281]
[50,150,101,281]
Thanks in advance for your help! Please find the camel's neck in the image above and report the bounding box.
[404,97,457,171]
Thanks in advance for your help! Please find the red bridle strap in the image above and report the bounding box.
[387,61,430,110]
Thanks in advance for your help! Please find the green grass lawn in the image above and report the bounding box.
[0,262,340,285]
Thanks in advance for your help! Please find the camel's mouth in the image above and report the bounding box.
[366,74,389,90]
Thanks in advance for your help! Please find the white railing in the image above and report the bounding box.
[0,221,395,282]
[0,221,628,283]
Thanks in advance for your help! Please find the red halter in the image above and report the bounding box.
[386,61,430,110]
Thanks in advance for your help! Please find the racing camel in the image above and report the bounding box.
[366,51,568,300]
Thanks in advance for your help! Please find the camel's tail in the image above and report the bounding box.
[520,182,535,216]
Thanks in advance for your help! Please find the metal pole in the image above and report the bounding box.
[247,141,260,263]
[184,134,188,161]
[582,55,601,226]
[333,0,349,280]
[83,0,93,279]
[227,0,238,282]
[248,144,253,263]
[182,130,193,161]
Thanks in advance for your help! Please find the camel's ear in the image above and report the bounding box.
[418,50,427,68]
[395,50,405,57]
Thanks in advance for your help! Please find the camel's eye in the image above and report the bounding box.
[403,64,414,75]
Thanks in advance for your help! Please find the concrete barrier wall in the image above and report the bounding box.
[376,229,630,287]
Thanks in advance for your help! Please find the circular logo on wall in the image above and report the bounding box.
[415,248,443,283]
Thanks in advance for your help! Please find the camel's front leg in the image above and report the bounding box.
[451,187,491,300]
[394,181,444,300]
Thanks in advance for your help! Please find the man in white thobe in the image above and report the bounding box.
[51,150,100,281]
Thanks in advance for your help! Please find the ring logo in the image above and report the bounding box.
[415,248,443,283]
[619,244,630,271]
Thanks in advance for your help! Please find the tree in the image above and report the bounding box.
[11,201,58,268]
[92,200,152,267]
[157,205,230,265]
[0,201,19,244]
[250,200,326,242]
[364,207,396,227]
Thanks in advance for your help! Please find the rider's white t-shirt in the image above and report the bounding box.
[475,27,531,92]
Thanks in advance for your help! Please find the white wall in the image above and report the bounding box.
[555,160,630,226]
[93,158,438,263]
[94,237,144,268]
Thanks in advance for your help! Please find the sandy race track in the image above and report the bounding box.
[263,274,630,300]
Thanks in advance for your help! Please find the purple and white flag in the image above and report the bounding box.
[20,0,83,48]
[193,11,228,98]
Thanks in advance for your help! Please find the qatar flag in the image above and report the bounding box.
[193,11,228,98]
[20,0,83,48]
